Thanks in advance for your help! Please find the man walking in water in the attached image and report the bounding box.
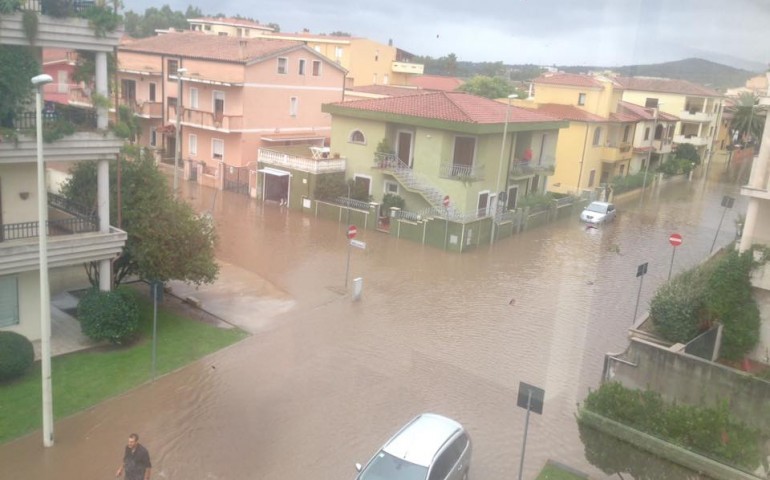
[116,433,152,480]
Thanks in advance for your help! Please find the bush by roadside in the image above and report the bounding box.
[78,287,140,345]
[0,332,34,382]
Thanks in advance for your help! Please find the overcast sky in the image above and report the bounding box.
[125,0,769,70]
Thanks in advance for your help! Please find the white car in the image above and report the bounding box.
[580,201,616,224]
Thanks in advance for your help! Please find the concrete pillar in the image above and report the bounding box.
[739,95,770,253]
[97,159,110,291]
[95,52,108,129]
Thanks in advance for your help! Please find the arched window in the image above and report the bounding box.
[349,130,366,144]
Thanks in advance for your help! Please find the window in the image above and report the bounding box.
[349,130,366,144]
[645,97,659,108]
[588,169,596,187]
[619,164,626,176]
[0,276,19,328]
[655,124,664,140]
[335,46,343,61]
[623,125,631,143]
[578,93,586,105]
[189,87,199,109]
[354,175,371,196]
[167,59,178,79]
[149,83,156,102]
[289,97,298,117]
[298,59,306,75]
[384,181,399,195]
[150,128,157,147]
[453,136,476,167]
[383,74,389,85]
[277,57,288,74]
[212,139,224,160]
[644,127,650,141]
[204,25,211,31]
[314,45,321,52]
[189,134,197,156]
[217,32,228,36]
[312,60,321,76]
[592,127,601,146]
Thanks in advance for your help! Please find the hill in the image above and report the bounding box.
[558,58,755,92]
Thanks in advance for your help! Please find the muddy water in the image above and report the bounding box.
[0,173,745,480]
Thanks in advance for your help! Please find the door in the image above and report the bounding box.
[396,131,412,167]
[453,136,475,176]
[506,185,518,210]
[121,79,136,105]
[213,91,225,125]
[263,172,290,203]
[477,191,489,218]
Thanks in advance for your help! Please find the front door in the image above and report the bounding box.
[506,185,518,210]
[477,191,489,218]
[397,131,412,167]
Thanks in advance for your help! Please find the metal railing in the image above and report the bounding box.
[374,152,455,214]
[259,148,346,174]
[169,106,244,130]
[1,217,98,242]
[48,192,96,219]
[17,0,104,14]
[13,107,97,131]
[438,161,486,180]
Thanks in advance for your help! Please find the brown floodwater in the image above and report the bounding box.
[0,169,743,479]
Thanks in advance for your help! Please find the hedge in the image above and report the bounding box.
[0,331,34,382]
[77,287,140,345]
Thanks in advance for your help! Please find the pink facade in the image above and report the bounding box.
[42,49,85,106]
[117,33,346,193]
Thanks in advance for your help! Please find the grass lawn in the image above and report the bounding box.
[536,462,588,480]
[0,293,248,444]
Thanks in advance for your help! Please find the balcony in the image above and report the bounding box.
[258,147,346,174]
[678,109,715,123]
[510,156,556,178]
[599,143,633,162]
[170,106,244,131]
[391,61,425,75]
[674,134,709,147]
[439,161,485,181]
[120,99,162,118]
[0,130,123,164]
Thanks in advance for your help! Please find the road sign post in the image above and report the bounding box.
[668,233,683,280]
[516,382,545,480]
[443,196,450,251]
[345,225,357,288]
[633,262,648,324]
[710,196,734,253]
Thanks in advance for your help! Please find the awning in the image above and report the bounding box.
[257,167,291,176]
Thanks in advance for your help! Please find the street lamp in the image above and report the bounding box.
[173,67,187,198]
[31,73,54,447]
[639,105,660,206]
[491,94,517,245]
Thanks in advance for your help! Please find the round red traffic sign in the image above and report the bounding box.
[347,225,357,239]
[443,195,450,207]
[669,233,683,247]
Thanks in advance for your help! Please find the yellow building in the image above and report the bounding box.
[187,17,423,87]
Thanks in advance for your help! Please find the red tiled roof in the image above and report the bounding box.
[534,73,610,89]
[609,112,639,123]
[409,75,465,92]
[330,92,560,124]
[615,76,721,97]
[348,85,428,97]
[188,17,269,29]
[119,32,303,63]
[530,104,607,122]
[617,101,679,121]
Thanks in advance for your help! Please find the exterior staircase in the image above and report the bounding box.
[374,152,457,217]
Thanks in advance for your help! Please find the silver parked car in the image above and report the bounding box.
[579,201,616,224]
[355,413,472,480]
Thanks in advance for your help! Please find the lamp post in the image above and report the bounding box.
[173,67,187,198]
[639,106,659,207]
[32,73,54,447]
[490,94,517,245]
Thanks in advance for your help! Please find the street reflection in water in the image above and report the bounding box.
[0,171,745,479]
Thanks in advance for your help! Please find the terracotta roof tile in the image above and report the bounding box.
[615,76,721,97]
[119,32,303,64]
[188,17,269,29]
[409,75,465,92]
[330,92,560,124]
[617,101,679,121]
[534,73,610,89]
[609,112,639,123]
[530,104,607,122]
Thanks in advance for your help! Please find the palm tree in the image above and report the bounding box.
[728,93,766,147]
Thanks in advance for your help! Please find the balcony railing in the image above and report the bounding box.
[12,106,97,131]
[16,0,105,15]
[511,156,556,177]
[674,134,709,147]
[1,216,98,242]
[258,148,346,174]
[120,99,162,118]
[439,161,486,181]
[169,106,243,130]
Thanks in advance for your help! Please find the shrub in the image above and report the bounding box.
[658,157,694,177]
[518,193,555,212]
[609,171,653,194]
[313,172,347,201]
[583,382,761,468]
[381,193,405,212]
[77,287,140,345]
[649,267,710,342]
[0,331,34,382]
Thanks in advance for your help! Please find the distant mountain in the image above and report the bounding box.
[558,58,756,92]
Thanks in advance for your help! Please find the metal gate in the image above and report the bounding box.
[187,159,197,181]
[223,164,249,195]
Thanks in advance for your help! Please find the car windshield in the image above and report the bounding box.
[586,203,608,213]
[359,451,428,480]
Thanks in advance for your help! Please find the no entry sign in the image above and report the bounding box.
[443,195,450,208]
[669,233,683,247]
[347,225,358,239]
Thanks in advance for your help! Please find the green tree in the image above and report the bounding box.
[0,46,39,128]
[674,143,701,165]
[123,4,190,37]
[60,148,218,287]
[457,75,515,99]
[729,93,766,147]
[266,22,280,32]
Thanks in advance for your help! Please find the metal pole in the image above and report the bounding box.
[633,275,644,324]
[668,247,677,281]
[491,95,513,245]
[33,75,54,447]
[639,107,658,207]
[173,67,186,198]
[344,241,351,288]
[517,390,532,480]
[444,207,449,250]
[347,182,351,225]
[152,283,158,380]
[710,206,729,254]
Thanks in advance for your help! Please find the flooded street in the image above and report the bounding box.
[0,171,746,479]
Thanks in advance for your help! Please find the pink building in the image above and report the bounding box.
[41,48,92,107]
[117,32,346,194]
